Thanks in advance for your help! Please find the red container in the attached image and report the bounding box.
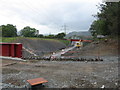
[0,43,22,58]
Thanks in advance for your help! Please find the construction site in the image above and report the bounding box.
[0,0,119,90]
[0,37,119,89]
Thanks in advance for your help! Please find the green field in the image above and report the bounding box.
[1,37,19,43]
[1,37,70,46]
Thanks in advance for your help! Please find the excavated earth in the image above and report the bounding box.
[14,38,67,57]
[1,38,119,89]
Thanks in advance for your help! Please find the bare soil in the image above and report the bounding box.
[2,58,119,89]
[1,38,119,89]
[62,38,118,59]
[15,38,67,57]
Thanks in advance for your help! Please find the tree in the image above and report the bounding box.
[46,34,55,38]
[55,32,66,39]
[90,20,109,36]
[1,24,17,37]
[38,34,44,38]
[89,2,120,37]
[20,26,38,37]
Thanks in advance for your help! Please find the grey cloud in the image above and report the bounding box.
[0,0,99,33]
[38,2,98,31]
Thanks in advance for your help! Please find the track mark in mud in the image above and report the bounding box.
[3,77,25,86]
[2,68,20,74]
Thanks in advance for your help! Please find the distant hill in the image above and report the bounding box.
[65,31,92,39]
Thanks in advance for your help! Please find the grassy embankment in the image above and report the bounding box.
[1,37,19,43]
[1,37,71,46]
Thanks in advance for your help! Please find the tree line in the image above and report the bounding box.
[0,24,66,39]
[2,2,119,39]
[89,2,120,38]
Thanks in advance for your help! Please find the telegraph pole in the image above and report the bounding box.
[61,24,68,34]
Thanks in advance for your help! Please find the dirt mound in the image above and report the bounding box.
[63,38,118,57]
[14,38,66,57]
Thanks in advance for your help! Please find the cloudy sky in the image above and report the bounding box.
[0,0,102,34]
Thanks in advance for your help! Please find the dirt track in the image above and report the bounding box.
[2,57,119,89]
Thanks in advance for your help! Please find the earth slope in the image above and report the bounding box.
[14,38,67,57]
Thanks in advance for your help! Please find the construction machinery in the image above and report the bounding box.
[74,41,83,48]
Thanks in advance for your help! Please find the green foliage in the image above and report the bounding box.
[20,26,38,37]
[2,37,70,46]
[59,40,71,46]
[41,33,66,39]
[0,37,2,42]
[90,20,109,37]
[0,24,17,37]
[2,37,18,42]
[44,34,55,38]
[90,2,119,38]
[55,32,66,39]
[38,34,44,38]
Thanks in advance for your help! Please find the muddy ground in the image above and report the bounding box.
[1,38,119,89]
[2,56,119,89]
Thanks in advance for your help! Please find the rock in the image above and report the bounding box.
[101,85,105,88]
[115,83,118,86]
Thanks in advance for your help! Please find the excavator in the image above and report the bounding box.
[64,39,92,48]
[75,41,82,48]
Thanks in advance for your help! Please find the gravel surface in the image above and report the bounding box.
[1,38,119,89]
[2,57,119,89]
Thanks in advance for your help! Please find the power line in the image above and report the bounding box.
[61,24,69,34]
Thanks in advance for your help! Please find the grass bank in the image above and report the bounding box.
[1,37,19,43]
[1,37,70,46]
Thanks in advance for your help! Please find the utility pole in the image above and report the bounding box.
[61,24,68,34]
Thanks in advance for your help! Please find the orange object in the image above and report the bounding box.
[27,78,48,86]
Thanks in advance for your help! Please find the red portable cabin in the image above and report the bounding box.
[0,43,22,58]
